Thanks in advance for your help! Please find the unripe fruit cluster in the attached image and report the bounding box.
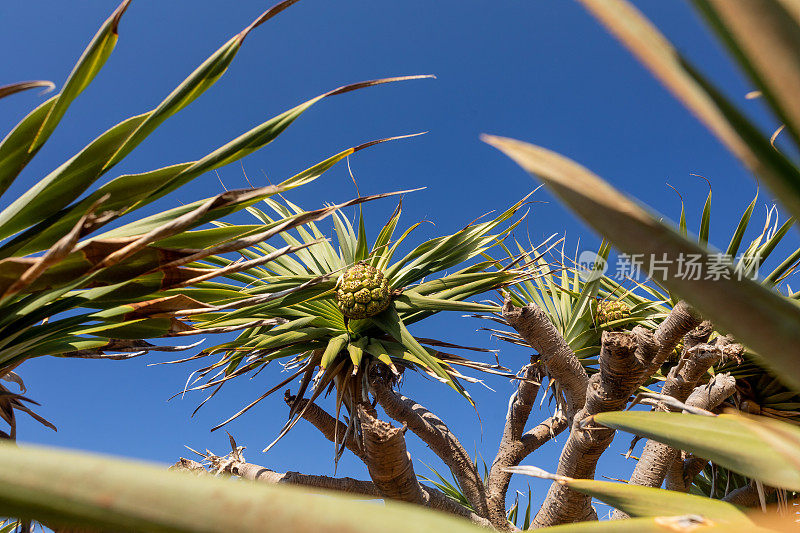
[335,264,391,319]
[595,300,631,330]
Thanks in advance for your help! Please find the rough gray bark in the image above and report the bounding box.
[369,369,490,521]
[532,329,652,527]
[502,299,589,423]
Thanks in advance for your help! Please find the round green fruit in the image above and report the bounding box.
[596,300,631,330]
[335,264,391,319]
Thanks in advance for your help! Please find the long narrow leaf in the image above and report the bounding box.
[593,410,800,491]
[506,465,749,523]
[0,442,486,533]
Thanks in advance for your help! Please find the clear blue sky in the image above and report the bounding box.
[2,0,793,518]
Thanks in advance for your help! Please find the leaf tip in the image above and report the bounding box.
[240,0,302,39]
[352,132,428,153]
[111,0,134,34]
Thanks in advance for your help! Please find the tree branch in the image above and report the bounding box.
[645,301,703,377]
[284,391,365,462]
[486,363,568,529]
[171,451,491,526]
[722,481,776,508]
[369,368,490,520]
[664,373,737,492]
[502,299,588,423]
[615,341,740,519]
[171,456,379,498]
[356,403,425,504]
[533,329,652,527]
[285,388,492,525]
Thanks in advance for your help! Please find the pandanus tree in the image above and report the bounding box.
[5,0,800,532]
[168,194,528,526]
[169,0,800,531]
[167,197,797,531]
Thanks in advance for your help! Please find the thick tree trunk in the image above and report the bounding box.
[369,369,491,520]
[357,403,425,505]
[532,329,651,527]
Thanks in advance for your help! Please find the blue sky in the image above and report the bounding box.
[2,0,794,519]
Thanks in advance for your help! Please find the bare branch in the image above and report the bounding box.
[615,340,739,519]
[171,451,379,497]
[171,446,490,526]
[489,415,568,529]
[664,374,737,492]
[486,363,568,529]
[627,392,714,416]
[284,392,365,462]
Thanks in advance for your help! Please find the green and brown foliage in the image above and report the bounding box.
[5,0,800,532]
[0,0,428,442]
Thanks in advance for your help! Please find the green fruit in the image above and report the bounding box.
[596,300,631,330]
[335,264,391,319]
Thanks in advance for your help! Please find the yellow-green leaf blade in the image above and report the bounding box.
[507,466,750,523]
[0,442,487,533]
[593,410,800,491]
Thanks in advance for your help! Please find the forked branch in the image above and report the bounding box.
[533,327,655,527]
[486,363,568,529]
[369,368,490,519]
[614,336,741,519]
